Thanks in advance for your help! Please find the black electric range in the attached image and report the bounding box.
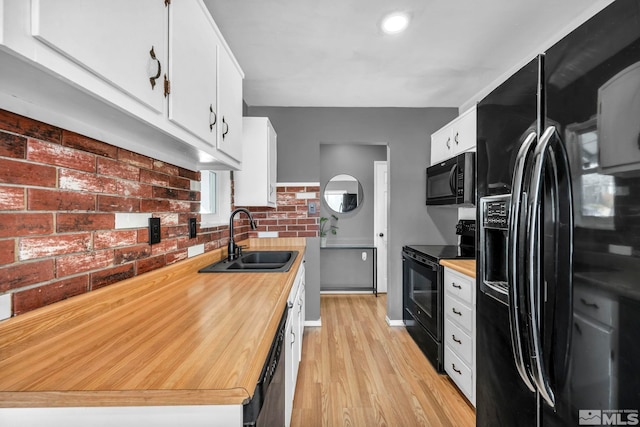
[402,244,475,263]
[402,220,476,373]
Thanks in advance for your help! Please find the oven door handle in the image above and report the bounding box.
[508,131,537,394]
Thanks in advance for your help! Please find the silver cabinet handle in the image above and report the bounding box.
[508,131,537,394]
[580,298,598,309]
[446,137,451,149]
[452,364,462,375]
[222,117,229,140]
[148,46,162,89]
[209,104,217,131]
[454,132,459,145]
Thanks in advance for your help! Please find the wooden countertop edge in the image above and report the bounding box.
[0,237,307,408]
[439,259,476,278]
[0,389,250,408]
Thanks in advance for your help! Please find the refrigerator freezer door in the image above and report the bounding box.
[476,56,540,427]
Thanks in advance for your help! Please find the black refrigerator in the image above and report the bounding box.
[476,0,640,426]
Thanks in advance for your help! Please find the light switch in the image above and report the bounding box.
[308,202,317,214]
[362,251,367,261]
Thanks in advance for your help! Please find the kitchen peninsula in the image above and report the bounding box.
[0,238,305,426]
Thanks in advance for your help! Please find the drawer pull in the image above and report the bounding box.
[452,364,462,375]
[452,283,462,289]
[452,335,462,344]
[580,298,599,309]
[452,308,462,316]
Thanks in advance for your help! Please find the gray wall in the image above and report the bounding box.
[320,144,387,245]
[320,247,375,291]
[247,106,459,321]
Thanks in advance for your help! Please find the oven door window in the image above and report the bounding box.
[406,258,440,337]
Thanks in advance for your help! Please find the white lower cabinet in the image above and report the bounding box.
[285,258,305,427]
[443,267,476,406]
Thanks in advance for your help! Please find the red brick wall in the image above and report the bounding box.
[0,109,239,317]
[238,185,320,238]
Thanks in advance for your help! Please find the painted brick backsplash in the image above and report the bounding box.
[238,185,320,238]
[0,109,246,317]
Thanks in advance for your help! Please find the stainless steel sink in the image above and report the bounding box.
[198,250,298,273]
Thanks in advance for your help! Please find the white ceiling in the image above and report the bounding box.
[204,0,611,108]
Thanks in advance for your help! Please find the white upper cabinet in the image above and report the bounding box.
[0,0,244,171]
[430,105,477,165]
[235,117,277,207]
[32,0,166,113]
[168,0,219,147]
[598,61,640,175]
[217,46,244,161]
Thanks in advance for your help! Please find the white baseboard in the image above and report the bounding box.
[304,319,322,327]
[320,290,374,295]
[386,316,405,327]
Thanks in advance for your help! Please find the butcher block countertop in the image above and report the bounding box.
[439,259,476,278]
[0,238,306,408]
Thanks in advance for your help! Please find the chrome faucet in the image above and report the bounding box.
[227,208,257,261]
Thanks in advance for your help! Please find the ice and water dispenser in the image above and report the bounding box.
[479,194,511,305]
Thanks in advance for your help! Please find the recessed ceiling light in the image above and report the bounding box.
[380,12,410,35]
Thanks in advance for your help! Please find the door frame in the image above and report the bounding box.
[374,160,389,293]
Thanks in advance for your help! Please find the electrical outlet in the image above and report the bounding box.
[149,217,161,245]
[189,218,197,239]
[308,202,316,214]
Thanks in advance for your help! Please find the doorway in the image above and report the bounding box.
[374,161,388,293]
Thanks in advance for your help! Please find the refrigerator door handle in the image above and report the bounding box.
[526,126,574,408]
[507,131,537,393]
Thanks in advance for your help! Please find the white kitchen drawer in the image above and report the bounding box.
[445,318,473,366]
[445,293,473,332]
[574,286,616,326]
[445,346,473,402]
[444,269,474,305]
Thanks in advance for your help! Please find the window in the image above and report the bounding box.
[200,170,231,226]
[201,171,217,214]
[566,118,615,230]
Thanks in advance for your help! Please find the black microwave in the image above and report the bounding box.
[426,152,475,206]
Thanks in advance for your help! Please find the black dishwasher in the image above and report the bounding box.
[243,306,287,427]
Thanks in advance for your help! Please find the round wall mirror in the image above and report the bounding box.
[323,174,364,213]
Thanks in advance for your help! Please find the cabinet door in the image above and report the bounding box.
[31,0,166,113]
[284,311,294,427]
[430,125,452,165]
[168,0,218,146]
[451,106,477,155]
[217,46,243,161]
[268,121,278,204]
[598,62,640,173]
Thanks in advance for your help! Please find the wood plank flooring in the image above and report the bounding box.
[291,294,475,427]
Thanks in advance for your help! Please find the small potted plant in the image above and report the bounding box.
[319,214,338,247]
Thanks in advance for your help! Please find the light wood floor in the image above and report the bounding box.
[291,294,476,427]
